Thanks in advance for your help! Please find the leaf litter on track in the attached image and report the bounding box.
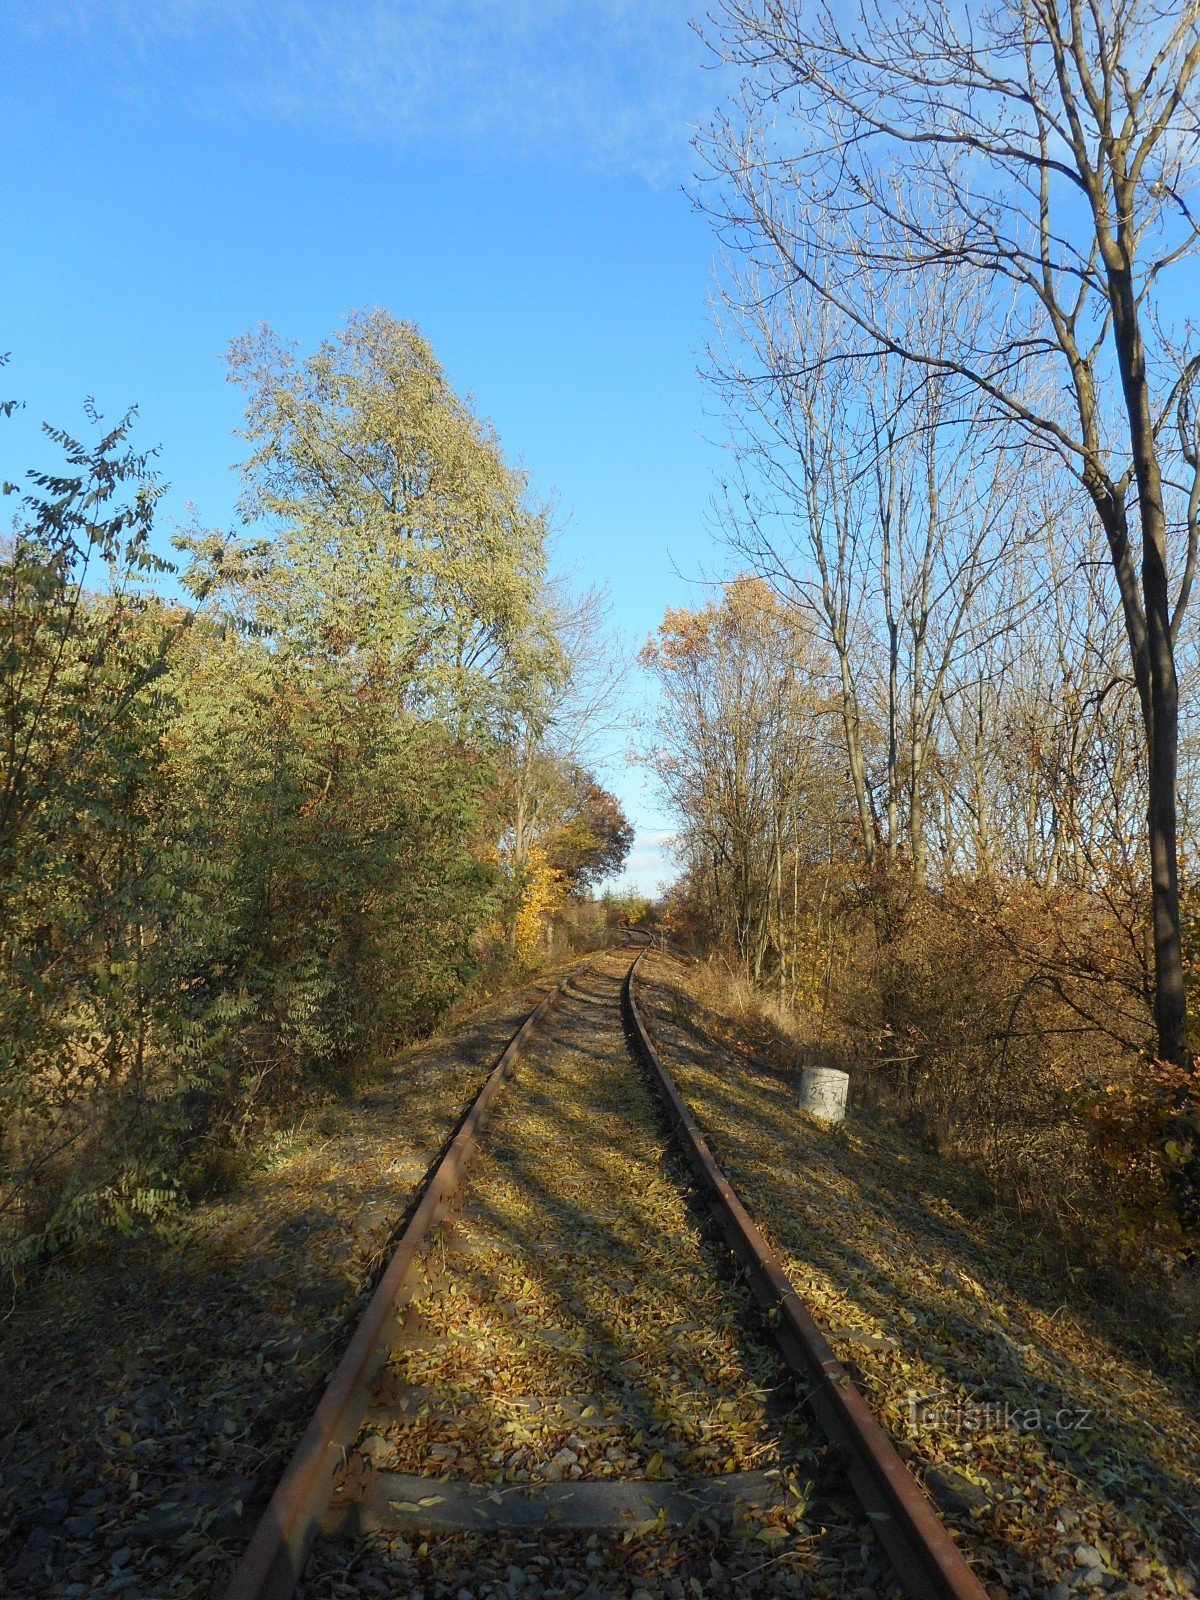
[307,953,890,1600]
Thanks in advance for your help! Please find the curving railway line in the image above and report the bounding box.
[220,946,992,1600]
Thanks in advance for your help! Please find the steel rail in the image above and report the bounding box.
[221,962,589,1600]
[622,949,994,1600]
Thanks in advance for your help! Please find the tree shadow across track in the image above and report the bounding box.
[302,953,887,1600]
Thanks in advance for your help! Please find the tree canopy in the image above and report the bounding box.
[0,318,629,1269]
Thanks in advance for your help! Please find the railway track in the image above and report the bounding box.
[221,948,992,1600]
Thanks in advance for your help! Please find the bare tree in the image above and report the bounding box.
[935,513,1145,892]
[712,251,1041,891]
[702,0,1200,1064]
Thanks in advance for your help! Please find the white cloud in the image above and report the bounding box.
[632,829,676,851]
[23,1,718,185]
[620,828,677,890]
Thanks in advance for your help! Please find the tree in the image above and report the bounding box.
[155,625,499,1138]
[711,255,1044,891]
[0,321,573,1265]
[217,308,555,734]
[0,403,178,1238]
[642,578,845,992]
[496,580,631,944]
[543,771,634,893]
[933,512,1146,898]
[703,0,1200,1064]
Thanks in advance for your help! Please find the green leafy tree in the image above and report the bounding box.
[543,769,634,894]
[152,628,499,1160]
[0,317,611,1268]
[218,308,556,733]
[0,403,177,1239]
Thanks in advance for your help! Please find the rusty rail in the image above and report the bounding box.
[622,949,993,1600]
[222,963,587,1600]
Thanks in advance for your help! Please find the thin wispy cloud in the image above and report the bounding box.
[23,1,717,185]
[626,830,676,873]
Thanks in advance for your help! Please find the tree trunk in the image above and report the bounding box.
[1147,661,1186,1064]
[1108,261,1188,1065]
[909,730,927,891]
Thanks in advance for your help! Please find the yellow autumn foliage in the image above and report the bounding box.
[512,847,567,960]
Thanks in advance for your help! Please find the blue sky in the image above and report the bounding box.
[1,1,737,891]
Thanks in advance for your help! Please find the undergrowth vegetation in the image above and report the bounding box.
[0,317,632,1275]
